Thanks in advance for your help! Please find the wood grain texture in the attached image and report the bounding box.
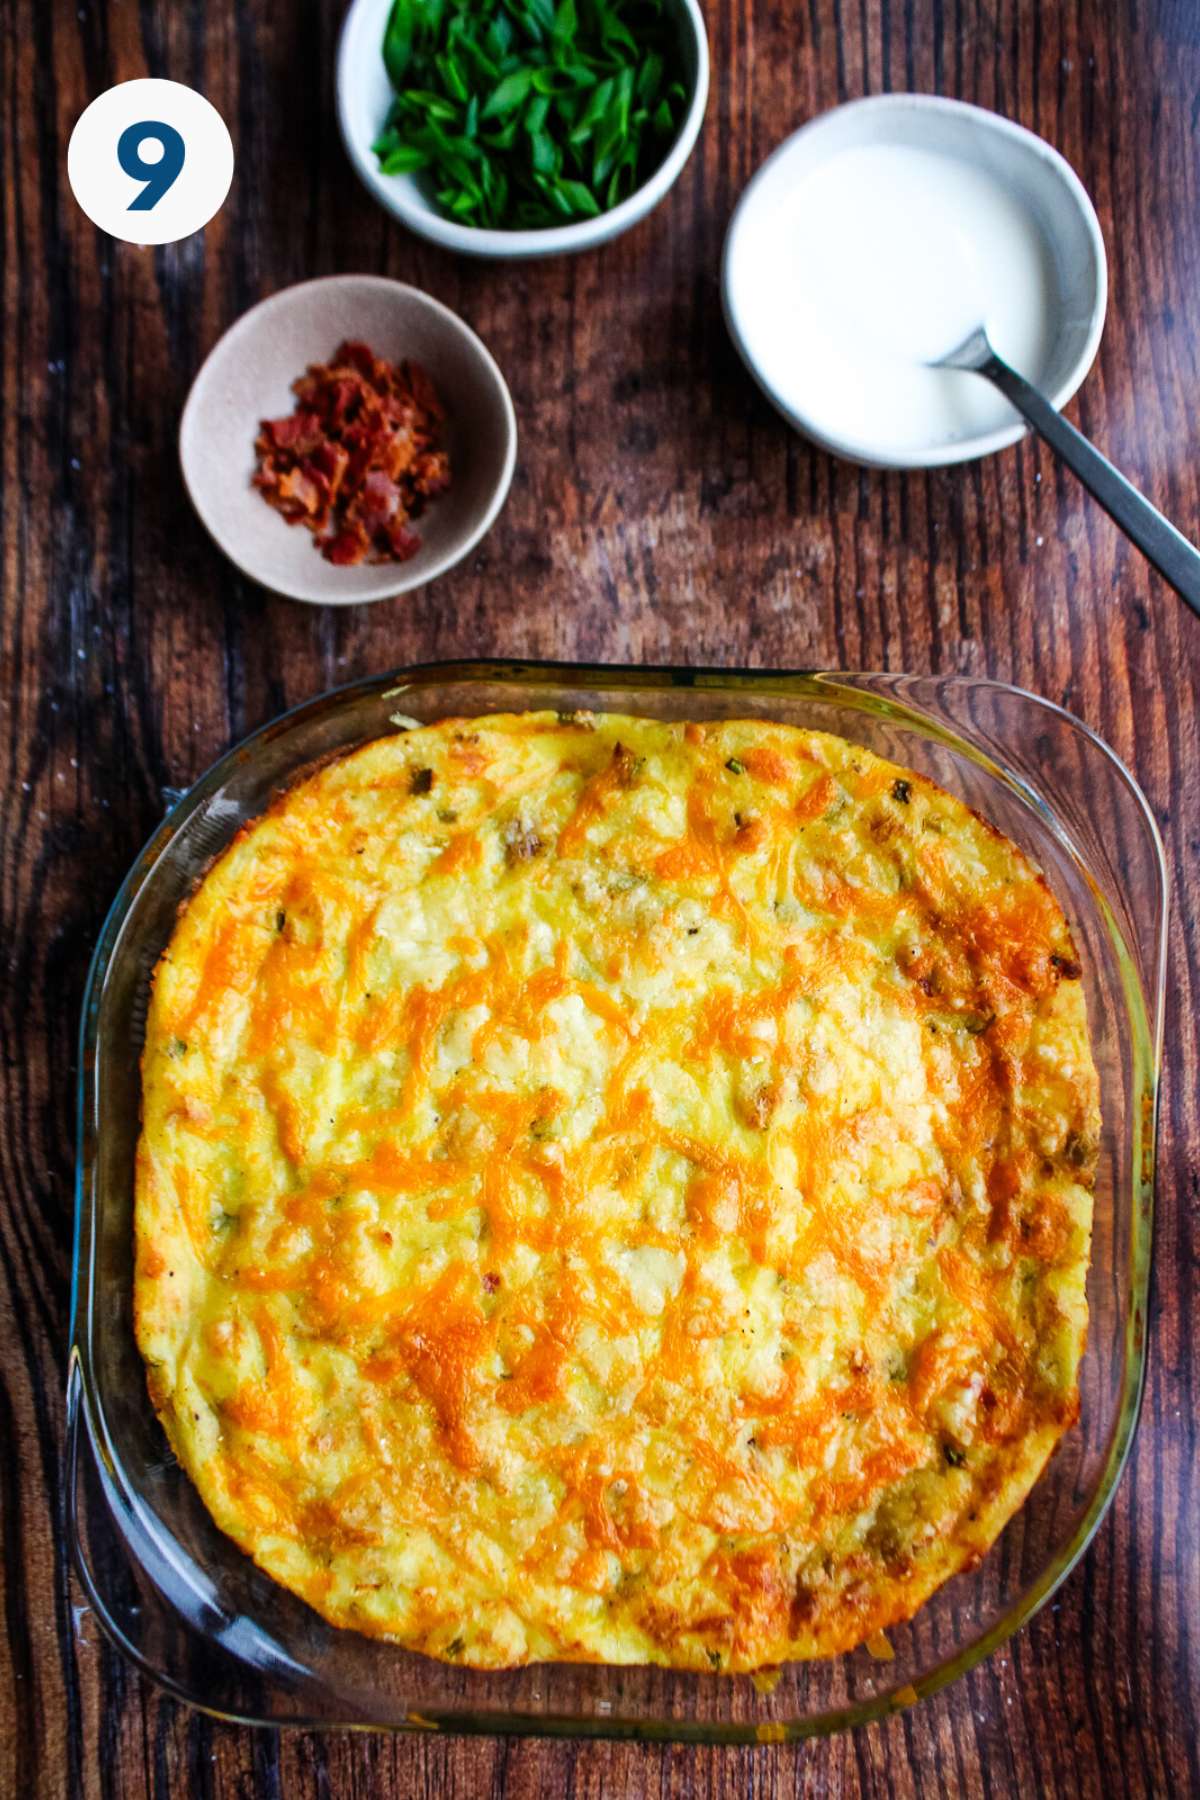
[2,0,1197,1793]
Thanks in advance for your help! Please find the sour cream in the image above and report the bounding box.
[724,130,1065,463]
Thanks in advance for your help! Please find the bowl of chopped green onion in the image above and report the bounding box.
[338,0,709,258]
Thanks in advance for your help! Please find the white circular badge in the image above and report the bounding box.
[68,79,234,246]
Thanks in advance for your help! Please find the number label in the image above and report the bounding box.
[117,120,186,211]
[69,78,233,245]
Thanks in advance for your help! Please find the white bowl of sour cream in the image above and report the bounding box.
[722,96,1107,468]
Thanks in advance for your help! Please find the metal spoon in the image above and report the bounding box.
[934,325,1200,620]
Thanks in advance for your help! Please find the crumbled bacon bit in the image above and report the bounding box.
[737,1082,778,1130]
[502,815,543,866]
[611,742,642,788]
[252,340,451,567]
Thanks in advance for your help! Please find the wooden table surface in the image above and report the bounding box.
[3,0,1198,1793]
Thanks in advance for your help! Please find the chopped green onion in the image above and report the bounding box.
[374,0,688,231]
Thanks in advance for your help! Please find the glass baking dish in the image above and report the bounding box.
[69,662,1165,1742]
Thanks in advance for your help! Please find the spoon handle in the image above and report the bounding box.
[976,349,1200,620]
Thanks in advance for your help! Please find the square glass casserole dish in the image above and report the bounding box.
[68,662,1165,1742]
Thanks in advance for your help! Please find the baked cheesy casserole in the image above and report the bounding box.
[135,710,1099,1671]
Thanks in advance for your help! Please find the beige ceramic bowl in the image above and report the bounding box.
[179,275,517,605]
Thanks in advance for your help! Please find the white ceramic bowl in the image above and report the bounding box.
[179,275,517,606]
[337,0,709,259]
[722,95,1108,469]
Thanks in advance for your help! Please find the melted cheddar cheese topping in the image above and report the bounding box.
[135,711,1098,1671]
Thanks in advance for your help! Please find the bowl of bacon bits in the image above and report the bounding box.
[179,274,517,604]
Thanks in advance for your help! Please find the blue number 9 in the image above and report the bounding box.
[117,120,185,211]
